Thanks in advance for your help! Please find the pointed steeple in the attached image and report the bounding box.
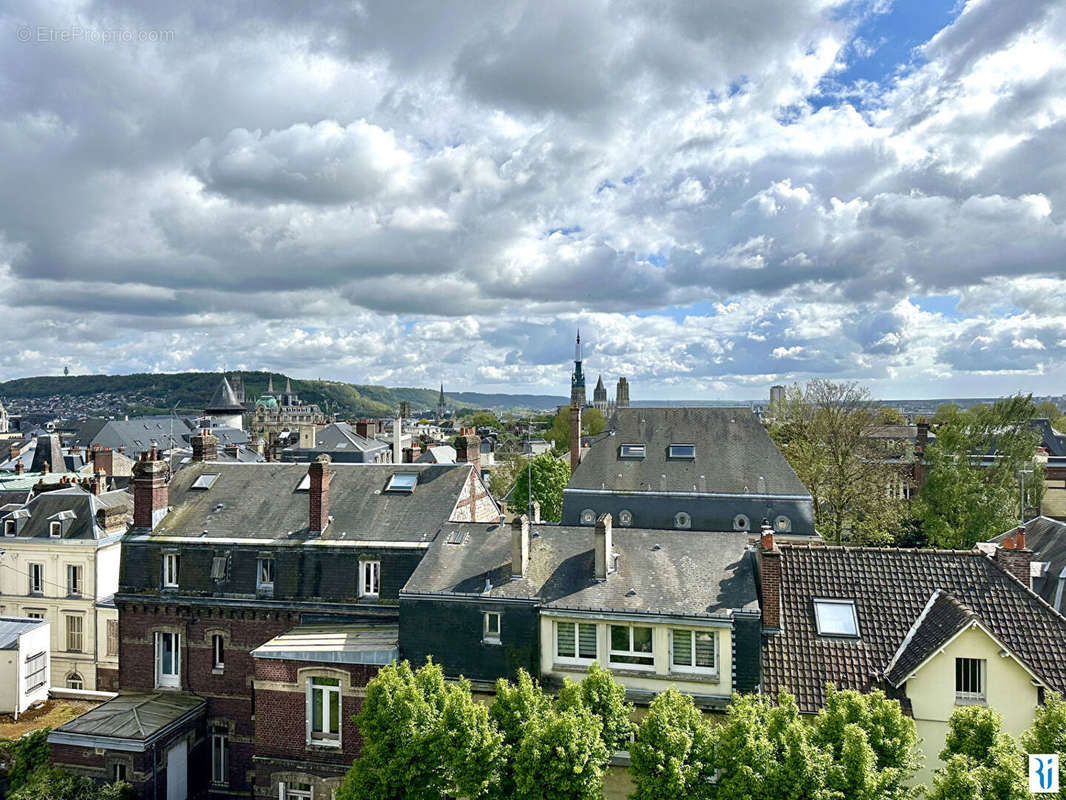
[267,374,274,394]
[206,376,244,412]
[285,377,292,394]
[570,329,586,407]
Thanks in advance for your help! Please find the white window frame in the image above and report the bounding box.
[212,634,225,670]
[162,552,179,588]
[813,599,860,638]
[24,651,47,692]
[155,631,181,688]
[668,443,696,459]
[66,615,83,653]
[670,628,718,675]
[483,612,501,644]
[112,763,128,783]
[4,519,14,537]
[555,620,598,665]
[359,560,380,598]
[619,444,645,459]
[674,511,691,529]
[257,557,275,591]
[955,657,986,703]
[29,563,44,594]
[307,677,342,747]
[608,623,655,670]
[211,728,229,785]
[49,521,61,538]
[283,782,314,800]
[67,564,82,596]
[67,672,83,690]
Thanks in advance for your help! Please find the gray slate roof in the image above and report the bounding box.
[0,617,48,649]
[994,517,1066,611]
[50,693,204,743]
[156,461,483,542]
[569,407,810,496]
[313,423,385,452]
[764,545,1066,713]
[0,486,130,540]
[206,376,245,412]
[404,523,757,618]
[88,416,194,454]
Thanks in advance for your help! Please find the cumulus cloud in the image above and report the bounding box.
[0,0,1065,399]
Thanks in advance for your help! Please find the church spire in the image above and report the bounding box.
[267,374,274,394]
[570,329,586,407]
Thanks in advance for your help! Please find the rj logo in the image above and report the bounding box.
[1030,754,1060,793]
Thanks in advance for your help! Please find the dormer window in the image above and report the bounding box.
[4,520,14,537]
[162,552,180,589]
[668,444,695,459]
[774,515,792,533]
[49,521,62,538]
[813,599,859,638]
[386,473,418,493]
[619,444,645,459]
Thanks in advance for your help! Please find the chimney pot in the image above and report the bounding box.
[511,515,530,578]
[994,532,1033,590]
[595,513,613,581]
[531,500,541,524]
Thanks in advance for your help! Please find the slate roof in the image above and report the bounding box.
[154,461,484,542]
[0,486,131,540]
[763,545,1066,713]
[569,407,810,496]
[883,590,975,686]
[994,517,1066,611]
[0,617,48,649]
[87,416,194,454]
[50,693,204,743]
[205,376,245,413]
[29,435,64,474]
[314,423,385,452]
[404,523,758,618]
[1031,418,1066,457]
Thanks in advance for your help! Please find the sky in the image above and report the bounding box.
[1,0,1065,401]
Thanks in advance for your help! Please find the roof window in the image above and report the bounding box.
[668,444,696,459]
[445,530,468,545]
[814,599,859,638]
[191,473,220,490]
[619,444,645,459]
[295,473,311,491]
[386,473,419,493]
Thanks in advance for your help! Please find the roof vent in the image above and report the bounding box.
[652,543,661,551]
[625,588,636,597]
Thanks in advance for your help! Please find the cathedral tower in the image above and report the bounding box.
[570,331,586,408]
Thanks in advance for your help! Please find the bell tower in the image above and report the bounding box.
[570,331,586,408]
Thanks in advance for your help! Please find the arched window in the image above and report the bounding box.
[580,509,596,525]
[618,510,633,527]
[674,512,691,530]
[67,672,83,690]
[733,514,750,531]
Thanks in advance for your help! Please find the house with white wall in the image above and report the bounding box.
[0,617,50,717]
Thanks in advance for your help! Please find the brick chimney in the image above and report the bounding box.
[594,513,613,581]
[92,447,115,479]
[132,450,169,530]
[90,468,107,496]
[916,421,930,453]
[224,444,240,459]
[569,404,582,474]
[511,514,529,579]
[531,500,541,524]
[995,527,1033,590]
[308,454,331,534]
[191,429,219,462]
[14,461,24,475]
[455,432,481,473]
[757,520,782,631]
[8,443,18,462]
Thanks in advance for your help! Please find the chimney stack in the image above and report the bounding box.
[191,429,219,462]
[308,454,331,534]
[92,447,115,480]
[8,443,18,462]
[455,432,481,474]
[531,500,541,524]
[569,405,582,474]
[393,417,402,464]
[14,461,24,475]
[132,450,169,530]
[995,526,1033,589]
[757,520,782,630]
[594,513,613,581]
[511,514,530,579]
[91,468,107,496]
[224,444,240,459]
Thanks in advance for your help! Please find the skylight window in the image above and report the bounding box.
[191,473,220,490]
[445,530,468,545]
[386,473,418,493]
[813,599,859,637]
[668,444,696,459]
[619,444,645,459]
[295,473,311,491]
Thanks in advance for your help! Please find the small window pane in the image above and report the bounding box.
[386,473,419,492]
[632,626,652,653]
[620,444,645,458]
[557,622,576,658]
[695,631,716,668]
[668,444,695,458]
[611,625,628,651]
[672,630,692,666]
[814,600,858,637]
[578,623,597,659]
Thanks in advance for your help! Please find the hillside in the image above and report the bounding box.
[0,372,567,418]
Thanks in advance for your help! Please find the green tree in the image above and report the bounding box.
[928,706,1027,800]
[489,452,526,501]
[1035,401,1066,431]
[3,728,51,792]
[628,688,717,800]
[489,670,553,799]
[547,407,607,451]
[770,380,909,544]
[8,768,134,800]
[555,662,634,753]
[916,395,1044,548]
[506,452,570,522]
[1022,691,1066,799]
[338,660,503,800]
[875,406,908,425]
[512,704,610,800]
[715,691,834,800]
[810,686,921,799]
[470,410,500,429]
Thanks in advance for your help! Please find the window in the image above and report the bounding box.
[813,599,859,637]
[162,552,179,588]
[580,508,596,525]
[257,557,275,591]
[112,763,127,783]
[359,560,380,598]
[618,510,633,527]
[211,727,229,785]
[483,612,501,644]
[956,658,986,703]
[284,783,314,800]
[385,473,418,492]
[66,615,83,652]
[25,611,44,620]
[556,621,597,663]
[609,624,654,668]
[210,556,228,581]
[155,631,180,688]
[668,444,696,459]
[732,514,750,531]
[212,634,225,669]
[28,563,44,594]
[295,473,311,491]
[774,515,792,533]
[106,619,119,657]
[25,651,47,692]
[49,521,61,538]
[308,677,341,745]
[619,444,645,459]
[671,629,717,674]
[67,672,83,690]
[67,565,82,596]
[4,520,14,537]
[674,511,691,529]
[191,473,219,490]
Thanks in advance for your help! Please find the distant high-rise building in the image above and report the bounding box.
[770,385,785,407]
[615,377,630,409]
